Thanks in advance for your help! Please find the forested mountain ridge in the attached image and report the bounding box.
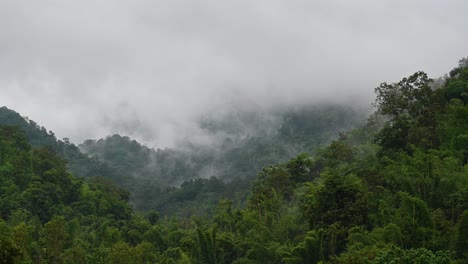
[0,107,130,186]
[0,58,467,263]
[78,104,365,215]
[0,126,134,263]
[0,104,365,217]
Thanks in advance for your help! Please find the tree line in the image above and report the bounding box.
[0,58,467,263]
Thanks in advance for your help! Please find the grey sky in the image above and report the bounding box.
[1,0,467,147]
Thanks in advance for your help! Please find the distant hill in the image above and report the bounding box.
[79,104,366,215]
[1,58,467,263]
[0,107,129,186]
[0,104,366,216]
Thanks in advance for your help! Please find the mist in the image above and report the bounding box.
[1,1,467,147]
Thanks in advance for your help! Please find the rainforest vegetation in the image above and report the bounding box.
[1,58,468,263]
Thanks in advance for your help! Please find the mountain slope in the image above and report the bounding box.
[0,58,467,263]
[0,107,129,186]
[79,104,366,214]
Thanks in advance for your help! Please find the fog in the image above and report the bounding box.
[1,0,467,147]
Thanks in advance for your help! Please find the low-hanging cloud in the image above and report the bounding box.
[1,0,467,147]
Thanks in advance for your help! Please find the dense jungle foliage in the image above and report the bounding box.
[79,104,363,216]
[1,58,468,263]
[0,102,364,217]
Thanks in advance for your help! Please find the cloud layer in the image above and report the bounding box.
[1,0,467,147]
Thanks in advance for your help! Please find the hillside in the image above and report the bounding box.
[0,126,134,263]
[0,107,130,187]
[0,58,467,263]
[78,104,365,215]
[0,103,365,217]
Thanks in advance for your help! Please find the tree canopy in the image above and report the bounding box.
[0,57,468,263]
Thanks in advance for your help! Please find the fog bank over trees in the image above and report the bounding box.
[1,1,467,146]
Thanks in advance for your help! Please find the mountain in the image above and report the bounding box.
[0,58,467,263]
[0,126,134,263]
[0,103,366,216]
[0,107,129,186]
[78,104,366,215]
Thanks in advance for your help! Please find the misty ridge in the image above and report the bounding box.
[79,103,368,182]
[0,100,367,216]
[74,103,367,214]
[1,57,468,262]
[4,1,465,147]
[1,1,468,262]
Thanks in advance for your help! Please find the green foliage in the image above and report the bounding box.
[456,210,468,259]
[303,171,369,230]
[283,231,321,264]
[374,71,433,119]
[371,246,454,264]
[0,220,21,264]
[197,227,218,264]
[0,106,130,188]
[0,57,468,263]
[0,126,137,262]
[395,192,434,248]
[77,104,363,216]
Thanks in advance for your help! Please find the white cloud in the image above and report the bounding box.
[1,0,467,147]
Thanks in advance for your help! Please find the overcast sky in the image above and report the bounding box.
[1,0,467,147]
